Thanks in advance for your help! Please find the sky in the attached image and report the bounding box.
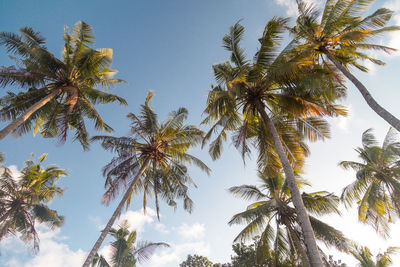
[1,0,400,266]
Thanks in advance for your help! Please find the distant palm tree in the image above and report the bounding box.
[350,246,399,267]
[0,21,127,148]
[292,0,400,131]
[92,219,169,267]
[203,19,346,266]
[229,172,349,266]
[340,128,400,236]
[0,154,67,252]
[83,91,210,267]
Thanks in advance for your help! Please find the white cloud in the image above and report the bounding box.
[385,0,400,12]
[380,1,400,55]
[331,105,353,132]
[148,241,210,267]
[320,208,400,265]
[0,225,86,267]
[155,223,170,234]
[0,208,158,267]
[273,0,319,16]
[274,0,298,16]
[146,222,210,266]
[177,223,206,240]
[0,208,210,267]
[116,208,156,232]
[8,165,22,178]
[389,14,400,53]
[91,208,157,234]
[93,215,209,267]
[97,244,114,265]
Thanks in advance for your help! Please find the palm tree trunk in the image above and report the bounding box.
[82,159,150,267]
[0,89,60,141]
[255,101,323,267]
[324,52,400,132]
[286,222,311,267]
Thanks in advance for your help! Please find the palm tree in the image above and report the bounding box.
[0,154,67,252]
[91,219,169,267]
[292,0,400,131]
[350,246,399,267]
[202,19,347,266]
[229,172,349,266]
[0,21,127,149]
[340,128,400,237]
[83,91,210,267]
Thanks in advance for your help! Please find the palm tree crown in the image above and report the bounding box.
[229,172,349,265]
[292,0,400,131]
[92,219,169,267]
[340,128,400,236]
[93,91,210,217]
[0,21,127,148]
[0,154,67,252]
[293,0,399,71]
[350,246,399,267]
[202,19,347,173]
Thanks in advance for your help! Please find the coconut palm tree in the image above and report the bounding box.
[202,19,347,266]
[350,246,399,267]
[83,91,210,267]
[340,128,400,237]
[229,172,350,266]
[91,219,169,267]
[292,0,400,131]
[0,21,127,149]
[0,154,67,252]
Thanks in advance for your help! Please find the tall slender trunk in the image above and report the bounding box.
[0,89,61,141]
[324,52,400,132]
[285,221,311,267]
[82,159,150,267]
[255,101,323,267]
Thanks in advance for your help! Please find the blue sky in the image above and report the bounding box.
[1,0,400,266]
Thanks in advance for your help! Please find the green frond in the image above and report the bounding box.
[302,191,341,216]
[228,185,267,201]
[362,128,378,148]
[309,216,350,252]
[255,17,290,68]
[222,21,248,68]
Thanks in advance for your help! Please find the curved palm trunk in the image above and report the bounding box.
[0,89,60,141]
[255,101,323,267]
[82,159,150,267]
[285,222,311,267]
[324,52,400,132]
